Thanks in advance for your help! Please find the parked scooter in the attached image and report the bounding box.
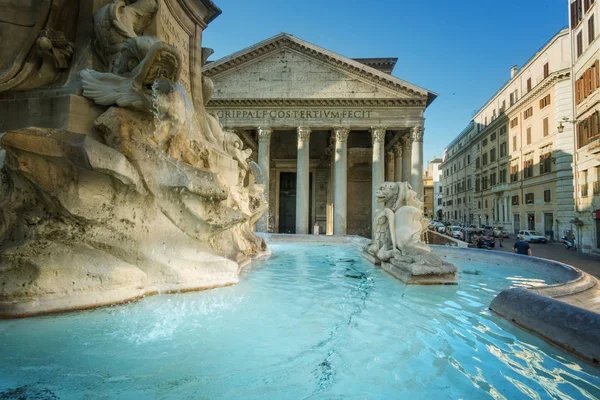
[473,234,495,249]
[562,235,577,250]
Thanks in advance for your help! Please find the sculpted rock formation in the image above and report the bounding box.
[364,182,457,284]
[0,0,266,317]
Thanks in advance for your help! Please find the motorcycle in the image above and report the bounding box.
[474,234,495,249]
[562,235,576,250]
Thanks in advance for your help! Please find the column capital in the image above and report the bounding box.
[411,125,425,142]
[400,135,412,149]
[393,143,403,157]
[371,127,386,143]
[297,126,311,142]
[386,151,395,163]
[257,126,272,142]
[333,127,350,143]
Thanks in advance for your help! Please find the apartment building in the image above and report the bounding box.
[441,29,575,236]
[570,0,600,255]
[439,122,476,225]
[423,158,442,219]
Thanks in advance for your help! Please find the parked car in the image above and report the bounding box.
[492,226,508,238]
[447,226,462,240]
[429,222,445,233]
[517,230,548,243]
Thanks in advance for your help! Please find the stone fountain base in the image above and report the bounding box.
[381,260,457,285]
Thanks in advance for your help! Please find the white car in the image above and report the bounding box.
[448,226,463,240]
[517,230,547,244]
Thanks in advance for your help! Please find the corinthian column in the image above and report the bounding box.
[256,127,272,232]
[401,135,412,183]
[296,127,311,234]
[371,127,386,234]
[393,144,403,182]
[386,151,395,182]
[410,125,424,201]
[333,127,349,235]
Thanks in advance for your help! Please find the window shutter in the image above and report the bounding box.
[571,1,577,27]
[543,117,549,136]
[596,60,600,88]
[576,78,581,104]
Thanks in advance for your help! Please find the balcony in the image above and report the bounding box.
[492,183,510,193]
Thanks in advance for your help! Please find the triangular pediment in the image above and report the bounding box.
[203,33,437,106]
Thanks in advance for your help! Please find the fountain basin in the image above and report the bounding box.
[0,235,599,399]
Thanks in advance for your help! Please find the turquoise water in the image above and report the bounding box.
[1,242,599,399]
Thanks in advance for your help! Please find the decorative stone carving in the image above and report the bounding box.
[334,127,350,143]
[0,0,267,317]
[371,127,386,143]
[0,0,78,93]
[411,126,424,142]
[297,126,311,142]
[364,181,457,284]
[393,144,403,157]
[257,127,273,142]
[400,135,411,150]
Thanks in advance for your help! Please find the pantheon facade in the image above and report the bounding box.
[203,33,436,237]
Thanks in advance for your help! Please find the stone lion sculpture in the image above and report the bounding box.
[366,182,455,278]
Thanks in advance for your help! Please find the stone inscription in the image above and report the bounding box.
[216,110,373,119]
[157,0,191,93]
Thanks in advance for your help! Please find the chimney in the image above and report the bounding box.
[510,65,518,79]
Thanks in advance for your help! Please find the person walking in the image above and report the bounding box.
[513,238,532,256]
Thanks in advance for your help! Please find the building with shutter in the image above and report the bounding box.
[440,29,575,239]
[570,0,600,255]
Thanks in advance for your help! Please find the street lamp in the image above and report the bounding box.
[557,116,575,133]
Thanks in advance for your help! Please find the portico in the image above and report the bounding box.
[203,33,436,237]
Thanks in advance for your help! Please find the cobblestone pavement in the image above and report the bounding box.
[492,239,600,279]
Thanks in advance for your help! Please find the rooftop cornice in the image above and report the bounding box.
[203,33,437,106]
[205,98,428,108]
[506,70,570,116]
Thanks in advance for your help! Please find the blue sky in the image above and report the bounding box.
[203,0,568,164]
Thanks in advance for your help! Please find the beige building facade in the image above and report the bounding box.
[570,0,600,255]
[203,33,436,237]
[441,29,575,237]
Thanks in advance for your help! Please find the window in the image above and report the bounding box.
[526,77,532,92]
[523,158,534,178]
[484,116,487,125]
[510,117,519,128]
[543,117,549,137]
[512,195,519,205]
[512,136,517,151]
[577,110,600,148]
[539,94,551,109]
[500,168,507,183]
[491,132,497,141]
[589,15,595,44]
[571,0,583,28]
[582,169,589,196]
[525,193,534,204]
[526,127,532,145]
[500,126,507,135]
[510,90,518,106]
[478,201,481,209]
[490,148,496,162]
[500,142,507,157]
[575,60,600,104]
[540,151,552,174]
[490,171,497,186]
[467,154,471,164]
[482,138,488,147]
[543,62,549,78]
[544,189,551,203]
[577,32,583,58]
[501,100,506,112]
[482,153,488,166]
[524,107,533,119]
[485,200,488,208]
[596,166,600,195]
[467,178,472,189]
[476,157,481,168]
[475,178,480,192]
[437,198,442,205]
